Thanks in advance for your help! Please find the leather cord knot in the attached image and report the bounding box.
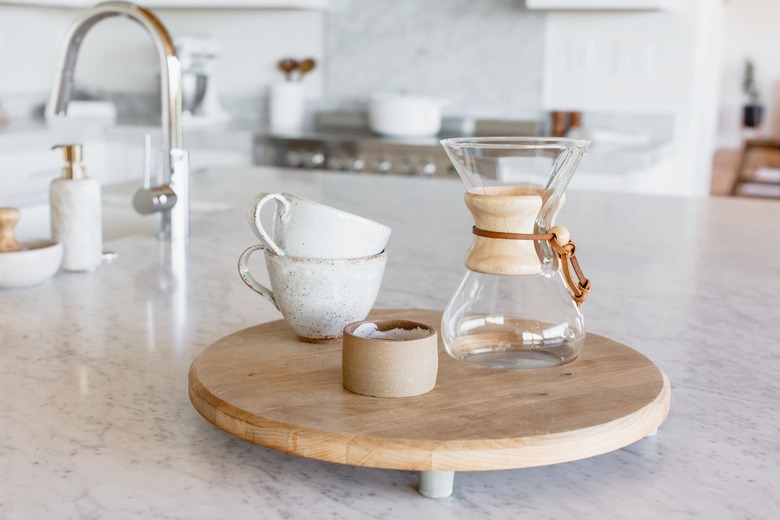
[472,225,591,305]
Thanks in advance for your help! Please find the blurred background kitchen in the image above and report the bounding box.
[0,0,777,240]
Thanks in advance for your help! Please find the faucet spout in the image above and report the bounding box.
[47,1,189,241]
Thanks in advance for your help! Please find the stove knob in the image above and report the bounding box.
[400,159,416,176]
[375,158,392,174]
[305,151,326,169]
[326,155,344,171]
[285,150,304,168]
[349,158,366,172]
[417,160,437,177]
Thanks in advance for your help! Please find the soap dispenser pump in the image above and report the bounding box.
[50,143,102,272]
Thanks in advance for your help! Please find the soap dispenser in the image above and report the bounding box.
[50,144,102,272]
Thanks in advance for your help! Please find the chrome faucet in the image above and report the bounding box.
[47,1,189,241]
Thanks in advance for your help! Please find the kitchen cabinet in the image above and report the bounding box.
[526,0,677,10]
[0,0,329,9]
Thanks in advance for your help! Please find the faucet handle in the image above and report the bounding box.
[135,133,177,214]
[133,185,177,215]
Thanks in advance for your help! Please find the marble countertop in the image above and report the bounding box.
[2,166,778,518]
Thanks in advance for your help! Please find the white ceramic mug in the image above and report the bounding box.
[247,192,391,259]
[238,245,387,342]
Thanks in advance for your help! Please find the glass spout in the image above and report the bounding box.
[440,137,589,191]
[441,137,588,233]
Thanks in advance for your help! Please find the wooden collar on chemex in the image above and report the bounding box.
[471,225,591,305]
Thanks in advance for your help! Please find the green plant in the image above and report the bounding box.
[743,59,761,105]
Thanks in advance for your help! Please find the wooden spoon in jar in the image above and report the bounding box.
[0,207,25,252]
[297,58,317,81]
[278,58,299,82]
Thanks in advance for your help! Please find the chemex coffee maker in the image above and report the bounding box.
[175,34,230,126]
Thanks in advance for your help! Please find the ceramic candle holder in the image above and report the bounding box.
[342,319,438,398]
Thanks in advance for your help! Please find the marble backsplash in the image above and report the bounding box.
[323,0,545,119]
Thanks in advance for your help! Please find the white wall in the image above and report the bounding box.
[543,0,723,197]
[717,0,780,148]
[0,6,72,96]
[76,9,324,98]
[0,5,324,113]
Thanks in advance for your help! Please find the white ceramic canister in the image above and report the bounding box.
[269,82,306,133]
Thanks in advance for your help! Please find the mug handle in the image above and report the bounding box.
[247,192,290,257]
[238,244,279,311]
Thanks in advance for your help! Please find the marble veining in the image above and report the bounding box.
[1,166,779,518]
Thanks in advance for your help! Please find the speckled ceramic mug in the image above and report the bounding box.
[247,192,391,259]
[238,245,387,343]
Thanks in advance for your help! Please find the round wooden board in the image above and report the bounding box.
[189,309,670,472]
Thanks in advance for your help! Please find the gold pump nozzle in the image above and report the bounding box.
[52,143,85,180]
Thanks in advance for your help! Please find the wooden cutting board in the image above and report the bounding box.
[189,309,670,472]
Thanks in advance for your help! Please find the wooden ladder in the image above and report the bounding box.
[731,138,780,198]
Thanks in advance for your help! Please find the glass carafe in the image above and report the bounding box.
[440,137,590,369]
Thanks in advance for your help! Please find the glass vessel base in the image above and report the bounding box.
[450,335,579,369]
[457,349,573,369]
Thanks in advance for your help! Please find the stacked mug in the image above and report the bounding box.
[239,192,391,343]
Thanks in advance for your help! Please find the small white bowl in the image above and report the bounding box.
[0,240,63,289]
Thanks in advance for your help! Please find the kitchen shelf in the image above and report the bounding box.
[0,0,329,9]
[526,0,677,10]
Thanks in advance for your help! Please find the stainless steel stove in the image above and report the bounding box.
[254,112,545,179]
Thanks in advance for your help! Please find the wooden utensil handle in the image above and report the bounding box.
[0,207,25,252]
